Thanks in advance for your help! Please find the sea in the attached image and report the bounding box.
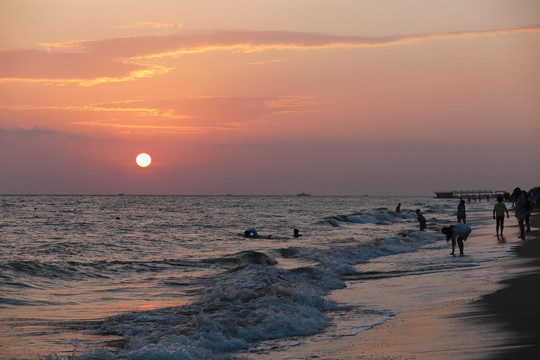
[0,195,520,360]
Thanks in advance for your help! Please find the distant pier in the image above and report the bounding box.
[435,190,509,201]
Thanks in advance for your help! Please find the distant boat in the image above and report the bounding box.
[295,192,311,196]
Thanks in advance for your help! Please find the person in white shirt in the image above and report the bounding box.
[513,187,530,239]
[441,223,471,256]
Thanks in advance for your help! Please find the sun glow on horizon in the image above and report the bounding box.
[136,153,152,167]
[1,1,539,195]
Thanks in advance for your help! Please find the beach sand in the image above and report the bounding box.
[349,212,540,360]
[248,211,540,360]
[476,211,540,359]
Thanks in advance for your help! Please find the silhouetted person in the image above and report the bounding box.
[293,229,302,238]
[513,187,528,239]
[395,203,401,213]
[457,199,466,223]
[416,209,426,231]
[493,195,509,236]
[524,191,532,233]
[442,223,471,256]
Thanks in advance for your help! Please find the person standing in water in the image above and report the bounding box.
[416,209,426,231]
[457,199,466,223]
[493,195,509,236]
[513,187,529,239]
[395,203,401,213]
[442,223,472,256]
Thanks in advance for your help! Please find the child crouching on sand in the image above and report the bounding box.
[442,223,471,256]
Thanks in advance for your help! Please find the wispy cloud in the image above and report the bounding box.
[1,26,538,86]
[66,120,215,134]
[112,22,184,30]
[247,58,288,65]
[0,101,188,119]
[0,96,323,135]
[0,126,59,137]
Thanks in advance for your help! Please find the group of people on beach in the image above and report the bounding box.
[413,186,536,256]
[414,205,472,256]
[246,188,536,257]
[492,187,534,239]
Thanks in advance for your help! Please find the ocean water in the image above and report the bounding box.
[0,195,516,359]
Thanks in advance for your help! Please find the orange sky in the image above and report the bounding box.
[1,0,539,195]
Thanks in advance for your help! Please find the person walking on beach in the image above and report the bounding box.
[493,196,509,236]
[513,187,529,239]
[442,223,472,256]
[416,209,426,231]
[457,199,466,223]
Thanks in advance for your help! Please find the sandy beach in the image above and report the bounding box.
[248,210,540,360]
[347,212,540,360]
[348,212,540,360]
[477,211,540,359]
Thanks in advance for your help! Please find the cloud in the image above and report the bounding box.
[0,96,323,135]
[0,49,170,86]
[247,58,288,65]
[112,22,184,30]
[0,126,59,137]
[1,26,538,86]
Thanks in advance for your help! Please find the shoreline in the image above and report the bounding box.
[244,209,540,360]
[475,211,540,358]
[354,211,540,360]
[353,211,540,360]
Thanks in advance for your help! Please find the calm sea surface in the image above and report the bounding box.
[0,195,515,359]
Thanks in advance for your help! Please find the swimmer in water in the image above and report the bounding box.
[244,228,259,238]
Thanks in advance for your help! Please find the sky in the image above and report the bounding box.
[1,0,539,196]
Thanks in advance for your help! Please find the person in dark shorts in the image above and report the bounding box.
[493,196,509,236]
[457,199,466,223]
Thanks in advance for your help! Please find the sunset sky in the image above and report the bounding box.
[1,0,539,195]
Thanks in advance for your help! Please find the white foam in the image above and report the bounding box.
[94,264,340,359]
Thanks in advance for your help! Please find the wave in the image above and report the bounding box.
[278,231,438,276]
[0,258,201,282]
[53,230,449,359]
[203,251,277,267]
[324,208,417,226]
[89,263,339,360]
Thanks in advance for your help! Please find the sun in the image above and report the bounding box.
[136,153,152,168]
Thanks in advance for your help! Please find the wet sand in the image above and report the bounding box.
[353,211,540,360]
[248,211,540,360]
[476,211,540,359]
[350,212,540,360]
